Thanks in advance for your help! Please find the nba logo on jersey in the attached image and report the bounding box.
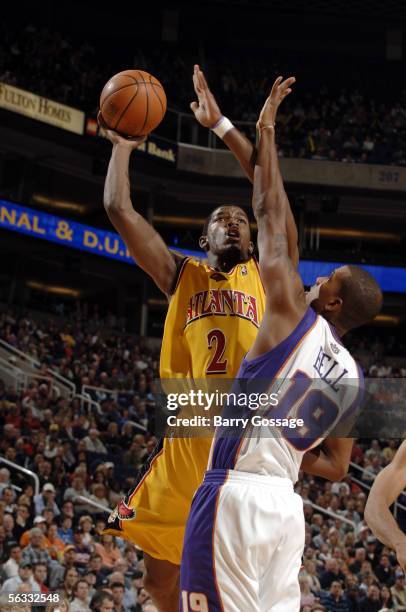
[241,264,248,276]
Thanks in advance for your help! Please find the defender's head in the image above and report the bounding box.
[199,206,254,263]
[307,265,382,332]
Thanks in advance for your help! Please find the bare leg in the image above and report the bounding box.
[143,552,180,612]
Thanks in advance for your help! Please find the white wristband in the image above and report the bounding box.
[211,116,234,139]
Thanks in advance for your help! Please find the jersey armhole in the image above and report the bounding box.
[167,255,189,296]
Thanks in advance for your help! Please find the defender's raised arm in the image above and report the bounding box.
[102,126,181,295]
[190,65,299,267]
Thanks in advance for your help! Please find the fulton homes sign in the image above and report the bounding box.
[0,82,85,135]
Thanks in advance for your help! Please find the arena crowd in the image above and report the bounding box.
[2,24,406,166]
[0,304,405,610]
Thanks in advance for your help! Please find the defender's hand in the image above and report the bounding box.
[257,76,295,130]
[190,64,222,128]
[97,111,146,149]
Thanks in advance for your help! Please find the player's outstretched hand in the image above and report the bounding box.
[190,64,222,128]
[257,76,296,130]
[97,111,146,149]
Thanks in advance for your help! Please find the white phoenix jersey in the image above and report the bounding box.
[209,307,364,483]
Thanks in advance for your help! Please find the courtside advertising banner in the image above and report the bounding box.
[0,82,85,134]
[1,200,406,293]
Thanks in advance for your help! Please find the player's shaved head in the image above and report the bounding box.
[338,265,382,329]
[309,265,382,333]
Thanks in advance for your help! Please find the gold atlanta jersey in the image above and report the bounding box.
[105,256,265,565]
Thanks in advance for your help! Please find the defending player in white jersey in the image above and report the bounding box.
[365,440,406,572]
[180,77,383,612]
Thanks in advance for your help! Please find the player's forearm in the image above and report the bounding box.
[223,128,256,182]
[252,128,286,226]
[300,448,348,482]
[226,127,298,264]
[103,144,136,217]
[103,144,177,293]
[365,498,406,549]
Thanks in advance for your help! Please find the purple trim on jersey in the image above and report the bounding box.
[327,320,345,348]
[210,308,318,470]
[340,362,365,421]
[180,470,228,611]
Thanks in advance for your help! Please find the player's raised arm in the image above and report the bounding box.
[364,441,406,570]
[190,65,298,267]
[101,125,181,295]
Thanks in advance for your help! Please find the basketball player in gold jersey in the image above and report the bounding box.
[101,68,298,612]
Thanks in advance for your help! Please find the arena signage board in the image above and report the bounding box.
[86,119,177,164]
[0,82,85,135]
[0,199,405,293]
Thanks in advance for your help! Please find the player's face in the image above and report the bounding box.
[306,266,350,314]
[201,206,252,260]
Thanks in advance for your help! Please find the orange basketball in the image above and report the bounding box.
[99,70,167,137]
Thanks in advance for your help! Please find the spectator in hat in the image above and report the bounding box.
[391,571,406,610]
[72,526,92,569]
[366,536,380,569]
[2,543,22,578]
[19,515,47,548]
[0,560,40,594]
[69,578,91,612]
[34,483,60,516]
[49,545,77,589]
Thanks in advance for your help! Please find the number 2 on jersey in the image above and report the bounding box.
[206,329,228,375]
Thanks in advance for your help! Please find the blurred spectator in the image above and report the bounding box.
[22,528,52,567]
[320,581,350,611]
[32,562,48,594]
[90,589,115,611]
[94,534,123,570]
[390,571,406,610]
[34,483,60,516]
[2,543,22,578]
[70,578,91,612]
[0,560,40,594]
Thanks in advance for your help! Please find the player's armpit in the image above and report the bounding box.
[301,438,353,482]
